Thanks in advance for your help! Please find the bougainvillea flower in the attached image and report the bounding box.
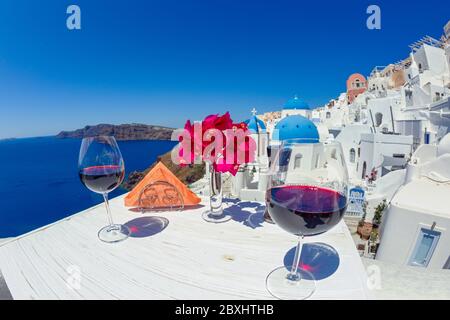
[177,112,257,175]
[213,112,233,131]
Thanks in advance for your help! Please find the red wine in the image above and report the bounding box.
[79,165,124,194]
[267,185,347,236]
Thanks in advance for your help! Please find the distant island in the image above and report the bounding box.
[56,123,175,141]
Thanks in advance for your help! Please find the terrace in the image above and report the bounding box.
[0,194,371,300]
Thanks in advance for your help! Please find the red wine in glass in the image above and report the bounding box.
[267,185,347,236]
[78,136,130,243]
[79,165,125,194]
[265,139,348,300]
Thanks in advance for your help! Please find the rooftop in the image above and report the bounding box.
[273,115,319,141]
[409,35,445,51]
[245,115,266,133]
[392,178,450,218]
[283,96,311,110]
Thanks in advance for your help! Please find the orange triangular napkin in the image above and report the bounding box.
[124,161,201,208]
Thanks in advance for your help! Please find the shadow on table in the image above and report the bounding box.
[223,201,266,229]
[124,216,169,238]
[223,198,241,205]
[283,242,340,280]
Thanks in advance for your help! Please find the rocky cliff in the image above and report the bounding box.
[122,150,205,191]
[56,123,174,141]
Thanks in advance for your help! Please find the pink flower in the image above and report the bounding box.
[214,159,240,176]
[213,112,233,131]
[177,113,257,175]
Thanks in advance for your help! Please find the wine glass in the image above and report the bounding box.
[78,136,130,243]
[265,138,348,299]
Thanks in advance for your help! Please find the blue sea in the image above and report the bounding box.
[0,137,177,237]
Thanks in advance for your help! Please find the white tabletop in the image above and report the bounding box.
[0,195,371,299]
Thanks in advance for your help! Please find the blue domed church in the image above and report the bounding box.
[271,96,319,142]
[273,115,319,142]
[244,114,266,134]
[281,96,314,119]
[231,104,321,202]
[244,113,269,160]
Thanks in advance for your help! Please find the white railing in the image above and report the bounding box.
[345,211,364,218]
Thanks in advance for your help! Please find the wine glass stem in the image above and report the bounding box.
[102,193,114,226]
[289,235,304,279]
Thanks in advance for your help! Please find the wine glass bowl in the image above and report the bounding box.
[79,165,125,194]
[78,136,130,243]
[267,185,347,237]
[265,139,348,299]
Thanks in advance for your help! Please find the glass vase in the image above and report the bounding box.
[202,162,231,223]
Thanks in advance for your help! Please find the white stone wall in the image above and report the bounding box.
[335,124,372,180]
[377,197,450,270]
[357,133,413,179]
[281,109,311,119]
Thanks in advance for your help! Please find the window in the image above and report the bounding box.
[408,228,441,268]
[278,149,291,172]
[331,148,337,160]
[375,112,383,127]
[267,145,278,167]
[425,132,430,144]
[362,161,367,179]
[294,154,302,169]
[326,112,331,119]
[349,148,356,163]
[393,154,405,158]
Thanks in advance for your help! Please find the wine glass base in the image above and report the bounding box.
[202,211,232,223]
[266,266,316,300]
[98,224,130,243]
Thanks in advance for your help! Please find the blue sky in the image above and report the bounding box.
[0,0,448,138]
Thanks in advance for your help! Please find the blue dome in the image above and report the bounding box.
[283,96,311,110]
[274,115,319,141]
[244,116,266,133]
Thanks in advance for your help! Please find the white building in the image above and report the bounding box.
[357,133,413,180]
[366,94,403,134]
[376,134,450,270]
[245,112,269,166]
[232,111,270,201]
[335,124,372,181]
[233,112,320,201]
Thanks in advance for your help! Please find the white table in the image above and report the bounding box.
[0,195,371,299]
